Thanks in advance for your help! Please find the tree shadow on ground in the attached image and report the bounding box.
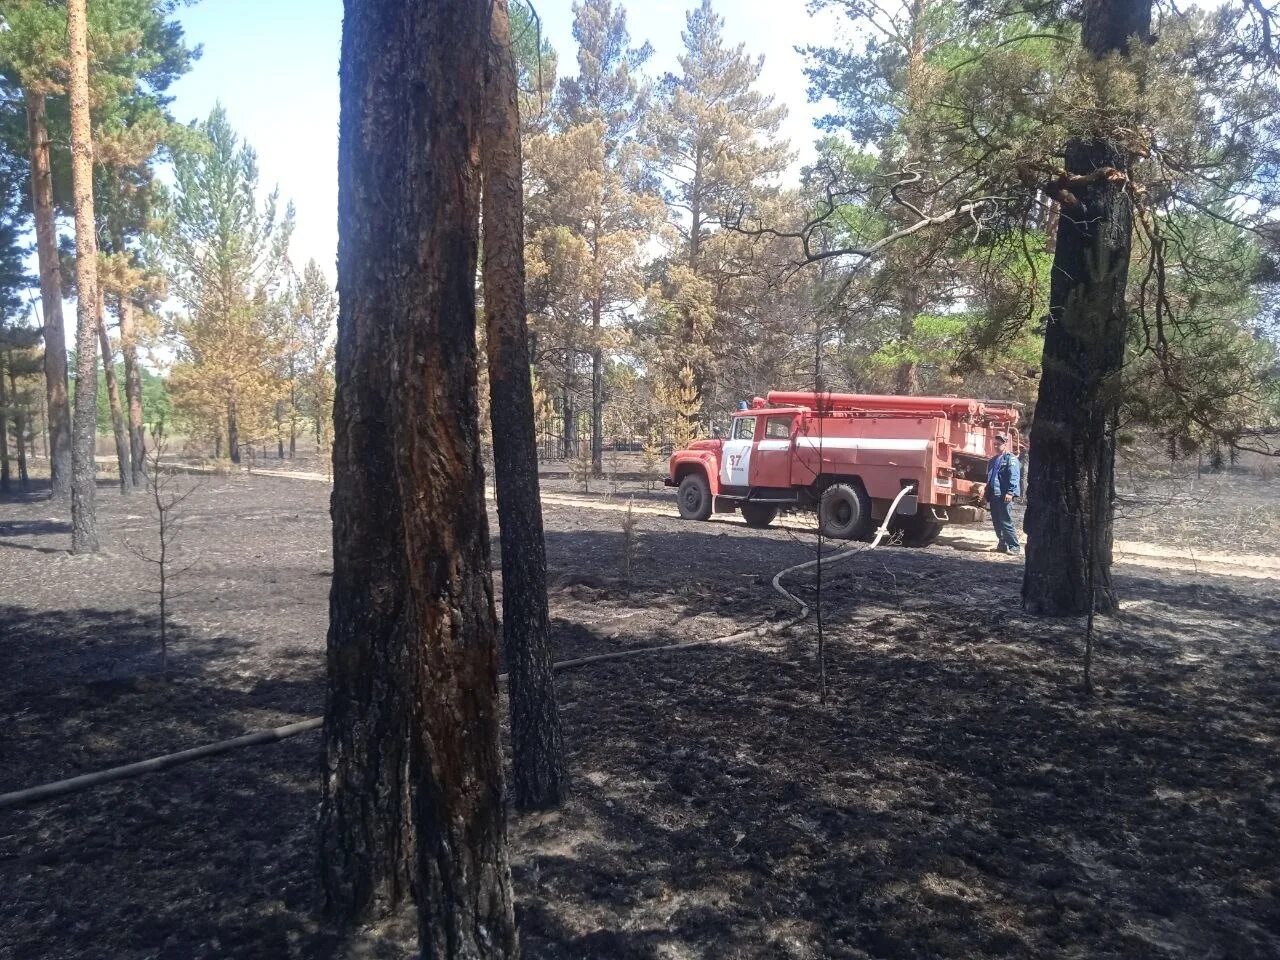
[0,518,70,537]
[0,604,236,696]
[1119,569,1280,619]
[1,521,1275,959]
[0,605,362,960]
[0,512,73,556]
[513,533,1280,959]
[513,625,1278,958]
[0,481,49,506]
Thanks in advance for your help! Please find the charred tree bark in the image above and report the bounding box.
[320,0,517,953]
[482,0,567,811]
[68,0,101,554]
[892,0,928,397]
[9,360,29,492]
[1044,200,1061,254]
[893,290,920,395]
[118,297,146,485]
[591,311,604,476]
[1023,0,1151,616]
[26,92,71,498]
[289,374,298,459]
[276,400,286,460]
[561,364,575,458]
[97,299,133,495]
[589,217,604,476]
[0,352,9,494]
[227,396,240,464]
[689,152,703,269]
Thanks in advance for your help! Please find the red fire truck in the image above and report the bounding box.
[664,390,1022,546]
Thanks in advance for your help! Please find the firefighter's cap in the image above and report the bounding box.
[994,434,1008,442]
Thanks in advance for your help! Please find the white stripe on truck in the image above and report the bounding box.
[795,437,930,452]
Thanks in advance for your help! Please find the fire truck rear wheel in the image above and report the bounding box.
[677,473,713,521]
[818,482,872,540]
[740,502,778,528]
[891,513,944,547]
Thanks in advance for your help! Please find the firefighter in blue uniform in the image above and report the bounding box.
[986,434,1022,555]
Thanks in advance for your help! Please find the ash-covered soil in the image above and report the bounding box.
[1,471,1277,959]
[539,448,1280,557]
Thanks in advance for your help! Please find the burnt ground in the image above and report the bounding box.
[1,470,1277,959]
[542,448,1280,558]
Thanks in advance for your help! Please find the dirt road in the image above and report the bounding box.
[246,466,1280,581]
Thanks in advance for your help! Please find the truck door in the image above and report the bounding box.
[719,415,756,490]
[750,414,794,489]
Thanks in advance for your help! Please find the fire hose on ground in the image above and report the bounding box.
[0,486,914,811]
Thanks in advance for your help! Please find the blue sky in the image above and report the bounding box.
[165,0,842,278]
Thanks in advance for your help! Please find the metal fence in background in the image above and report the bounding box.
[532,414,674,462]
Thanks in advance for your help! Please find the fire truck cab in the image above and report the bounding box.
[665,390,1022,546]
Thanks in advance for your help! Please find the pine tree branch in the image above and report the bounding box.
[728,192,1010,268]
[945,32,1073,73]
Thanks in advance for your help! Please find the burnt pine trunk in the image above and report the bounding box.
[118,297,146,485]
[97,299,133,495]
[227,395,240,464]
[590,215,604,476]
[893,0,929,397]
[9,360,29,492]
[320,0,517,953]
[482,0,567,811]
[68,0,101,554]
[26,91,71,498]
[893,290,920,395]
[590,300,604,476]
[1022,0,1151,616]
[0,352,9,494]
[561,363,575,459]
[289,375,298,458]
[276,400,285,460]
[684,150,707,421]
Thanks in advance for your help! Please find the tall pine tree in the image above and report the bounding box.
[560,0,654,474]
[321,2,517,953]
[290,259,337,452]
[523,0,659,466]
[646,0,789,426]
[0,0,193,497]
[1022,0,1152,615]
[163,108,293,462]
[482,0,566,810]
[0,0,73,496]
[67,0,102,552]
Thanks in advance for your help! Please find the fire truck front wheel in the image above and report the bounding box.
[677,472,713,521]
[818,482,872,540]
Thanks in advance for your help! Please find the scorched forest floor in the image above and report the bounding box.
[0,465,1276,959]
